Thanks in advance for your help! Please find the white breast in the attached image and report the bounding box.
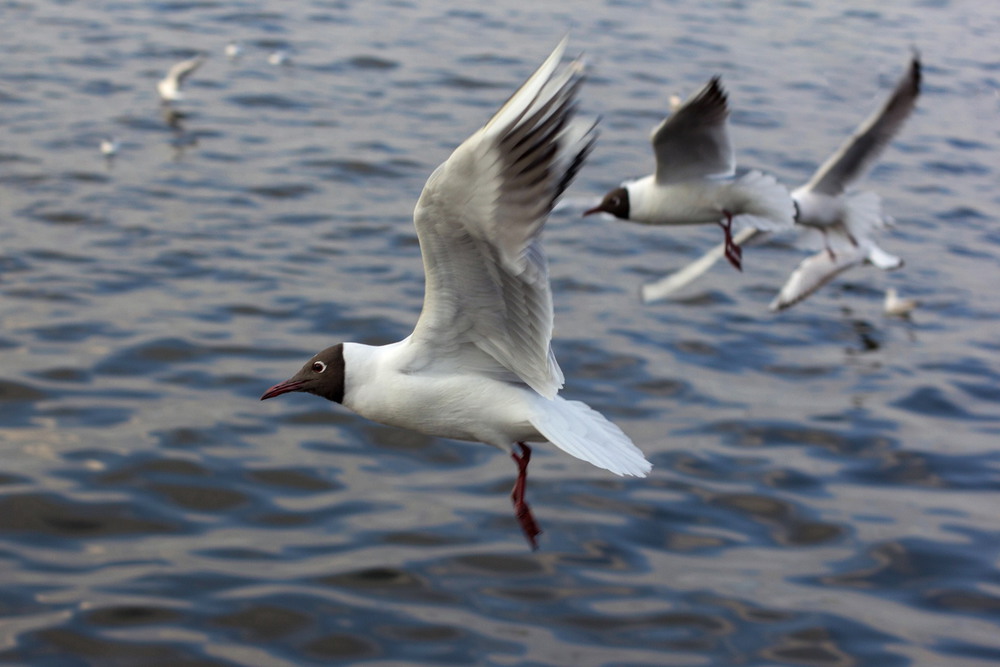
[340,342,542,449]
[628,177,729,225]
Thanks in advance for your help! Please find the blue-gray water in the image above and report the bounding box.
[1,1,998,665]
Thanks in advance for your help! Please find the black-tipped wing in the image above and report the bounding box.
[805,55,921,196]
[651,77,735,184]
[408,39,596,398]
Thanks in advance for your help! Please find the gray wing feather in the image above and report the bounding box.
[805,55,921,196]
[409,41,594,398]
[652,77,735,184]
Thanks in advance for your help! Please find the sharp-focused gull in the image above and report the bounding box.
[260,39,652,549]
[584,76,796,271]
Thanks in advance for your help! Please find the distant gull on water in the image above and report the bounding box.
[884,287,919,317]
[157,54,206,103]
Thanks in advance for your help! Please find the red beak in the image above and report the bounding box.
[260,378,308,400]
[582,205,603,217]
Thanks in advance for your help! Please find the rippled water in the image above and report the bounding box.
[1,0,998,665]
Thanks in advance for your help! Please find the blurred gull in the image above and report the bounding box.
[99,136,119,159]
[640,55,921,308]
[268,50,291,66]
[585,77,796,271]
[769,54,921,311]
[884,287,919,317]
[259,39,650,550]
[225,41,242,61]
[157,54,206,103]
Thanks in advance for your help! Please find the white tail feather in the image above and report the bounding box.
[840,190,888,246]
[866,242,904,270]
[529,397,652,477]
[731,171,796,233]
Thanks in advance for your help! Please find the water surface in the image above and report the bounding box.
[1,1,998,665]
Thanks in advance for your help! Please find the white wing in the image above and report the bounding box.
[769,246,868,311]
[641,227,761,303]
[167,55,206,88]
[651,77,734,184]
[407,39,596,398]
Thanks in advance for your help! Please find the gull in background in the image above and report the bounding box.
[157,54,206,103]
[268,50,292,66]
[770,54,920,311]
[585,76,796,271]
[641,55,921,309]
[884,287,919,318]
[99,136,120,160]
[260,39,651,549]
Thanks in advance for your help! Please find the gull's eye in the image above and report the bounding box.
[311,361,327,373]
[611,196,620,207]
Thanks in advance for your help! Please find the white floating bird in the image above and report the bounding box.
[268,50,291,66]
[99,136,120,159]
[585,77,796,271]
[261,39,651,549]
[157,54,206,103]
[884,287,919,317]
[640,55,921,309]
[225,41,242,61]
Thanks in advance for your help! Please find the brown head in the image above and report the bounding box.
[584,186,630,219]
[260,344,345,404]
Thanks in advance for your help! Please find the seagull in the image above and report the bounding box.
[640,55,921,309]
[268,50,291,66]
[884,287,919,317]
[157,54,206,103]
[225,41,242,61]
[769,54,920,311]
[260,39,651,550]
[584,76,796,271]
[99,136,120,159]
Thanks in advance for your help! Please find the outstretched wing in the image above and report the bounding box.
[769,246,868,311]
[168,55,205,87]
[651,77,735,184]
[804,54,921,196]
[408,38,596,398]
[640,227,761,303]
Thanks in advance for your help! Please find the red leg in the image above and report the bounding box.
[719,211,743,271]
[510,442,541,550]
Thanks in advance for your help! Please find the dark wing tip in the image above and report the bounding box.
[703,75,729,104]
[909,51,922,95]
[679,75,730,121]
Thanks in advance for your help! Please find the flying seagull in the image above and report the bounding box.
[157,54,206,103]
[639,55,921,309]
[261,39,651,549]
[584,76,796,271]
